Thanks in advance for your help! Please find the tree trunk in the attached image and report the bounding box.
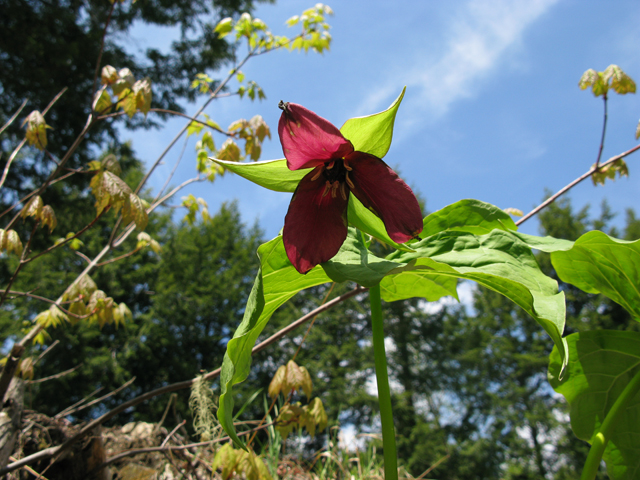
[0,376,24,469]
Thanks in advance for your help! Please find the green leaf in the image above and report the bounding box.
[549,330,640,480]
[217,236,331,447]
[214,17,233,38]
[339,87,406,158]
[383,229,568,368]
[211,158,308,192]
[551,231,640,320]
[604,65,637,95]
[93,88,112,114]
[421,199,517,237]
[322,228,402,287]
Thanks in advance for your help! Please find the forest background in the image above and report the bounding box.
[1,0,639,479]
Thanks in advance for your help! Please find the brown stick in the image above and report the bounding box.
[516,143,640,226]
[28,365,82,385]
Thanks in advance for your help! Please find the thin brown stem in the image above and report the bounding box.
[0,99,28,136]
[0,139,27,192]
[26,210,107,263]
[595,94,608,168]
[56,377,136,418]
[95,245,144,267]
[28,364,82,385]
[516,143,640,226]
[91,1,116,102]
[3,291,90,320]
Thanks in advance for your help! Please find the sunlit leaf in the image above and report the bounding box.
[23,110,50,150]
[551,231,640,320]
[20,196,43,220]
[214,17,234,38]
[549,330,640,480]
[40,205,57,232]
[383,229,568,368]
[101,65,119,85]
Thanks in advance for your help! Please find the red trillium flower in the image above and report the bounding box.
[278,101,423,274]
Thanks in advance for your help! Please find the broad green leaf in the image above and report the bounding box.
[383,229,568,367]
[339,87,406,158]
[422,199,517,237]
[218,236,331,447]
[549,330,640,480]
[550,231,640,320]
[322,228,402,287]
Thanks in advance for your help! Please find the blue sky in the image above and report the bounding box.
[126,0,640,240]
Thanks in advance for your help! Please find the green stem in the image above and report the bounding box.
[369,283,398,480]
[581,367,640,480]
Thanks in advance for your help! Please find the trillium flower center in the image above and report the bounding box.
[311,159,355,201]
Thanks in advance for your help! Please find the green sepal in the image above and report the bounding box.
[340,87,406,158]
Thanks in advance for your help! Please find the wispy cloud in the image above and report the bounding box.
[358,0,559,120]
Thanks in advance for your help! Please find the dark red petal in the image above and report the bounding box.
[284,167,349,273]
[278,102,354,171]
[346,152,423,243]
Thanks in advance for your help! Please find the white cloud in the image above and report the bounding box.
[359,0,559,120]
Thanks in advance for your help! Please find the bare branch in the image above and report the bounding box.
[516,143,640,226]
[28,364,82,385]
[56,377,136,419]
[0,99,28,135]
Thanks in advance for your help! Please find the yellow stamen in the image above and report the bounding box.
[310,167,323,182]
[345,172,355,189]
[340,183,347,200]
[343,160,352,171]
[322,181,332,198]
[331,181,340,198]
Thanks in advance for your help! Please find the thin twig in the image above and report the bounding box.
[34,340,59,365]
[0,99,28,135]
[28,364,82,385]
[53,386,103,419]
[516,143,640,226]
[57,377,136,419]
[157,136,189,201]
[161,420,187,448]
[8,456,50,480]
[91,1,116,103]
[0,139,27,192]
[95,245,144,267]
[26,210,107,263]
[595,94,608,168]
